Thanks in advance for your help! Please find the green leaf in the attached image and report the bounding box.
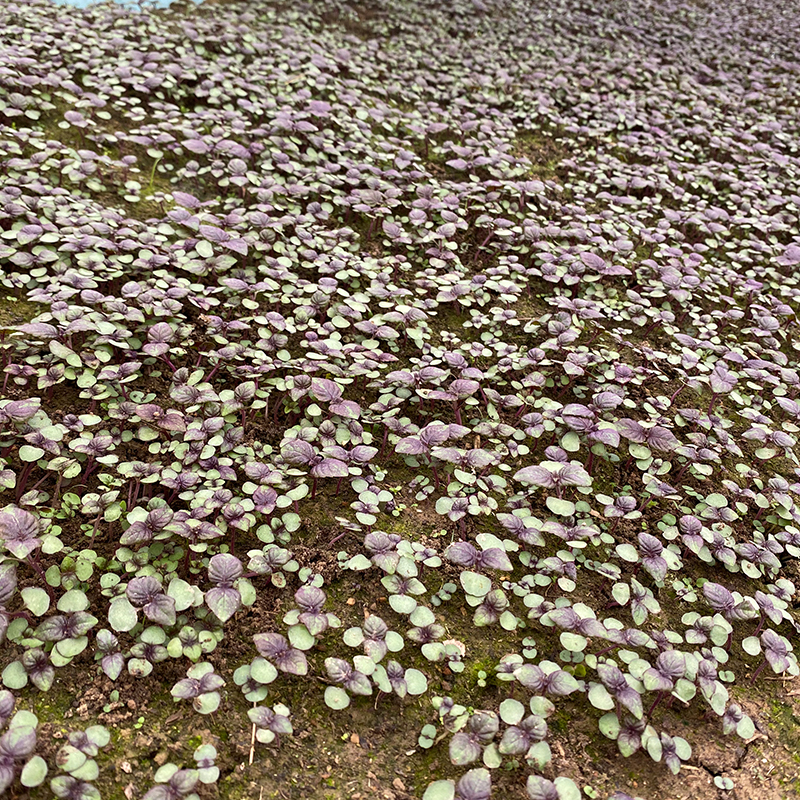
[499,610,518,631]
[588,683,614,711]
[418,724,437,748]
[2,661,28,690]
[20,755,48,787]
[343,627,365,648]
[86,725,111,749]
[108,597,137,632]
[559,632,587,652]
[529,696,555,717]
[346,554,372,571]
[612,582,630,605]
[405,668,428,695]
[460,571,491,598]
[388,594,417,614]
[127,658,153,678]
[628,443,651,459]
[154,763,180,782]
[55,636,89,659]
[168,578,198,611]
[672,678,696,703]
[385,631,404,652]
[354,655,375,677]
[645,733,662,762]
[9,711,37,730]
[57,744,87,773]
[193,692,221,715]
[49,341,82,367]
[250,657,278,685]
[187,662,215,680]
[324,686,350,710]
[57,589,89,613]
[422,780,455,800]
[205,586,241,623]
[21,587,50,617]
[708,685,729,716]
[615,543,639,562]
[737,716,755,740]
[42,536,64,556]
[499,698,525,725]
[546,497,575,516]
[598,712,620,739]
[482,742,502,768]
[70,757,99,782]
[554,776,582,800]
[561,432,581,452]
[196,240,214,258]
[19,445,44,462]
[742,636,761,656]
[526,739,551,769]
[287,624,315,651]
[674,736,692,761]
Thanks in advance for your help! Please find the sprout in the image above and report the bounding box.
[323,657,372,709]
[513,461,592,495]
[253,633,308,676]
[526,775,582,800]
[205,554,243,623]
[248,704,293,744]
[126,576,176,628]
[423,768,492,800]
[170,663,225,715]
[448,711,498,765]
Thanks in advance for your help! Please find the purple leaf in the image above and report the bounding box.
[445,542,480,567]
[477,548,513,572]
[513,465,555,487]
[456,768,491,800]
[0,726,36,758]
[311,378,343,403]
[709,363,738,394]
[223,238,248,256]
[182,139,210,154]
[205,587,241,623]
[0,564,17,607]
[282,440,316,466]
[449,732,482,766]
[514,663,545,691]
[126,576,164,607]
[703,582,735,614]
[617,419,647,443]
[645,426,679,452]
[526,776,559,800]
[199,225,229,243]
[248,706,293,735]
[143,595,176,627]
[208,553,243,586]
[0,506,41,559]
[310,458,349,478]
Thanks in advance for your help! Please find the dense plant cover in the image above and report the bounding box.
[1,0,800,796]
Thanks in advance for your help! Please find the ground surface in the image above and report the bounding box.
[2,0,800,799]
